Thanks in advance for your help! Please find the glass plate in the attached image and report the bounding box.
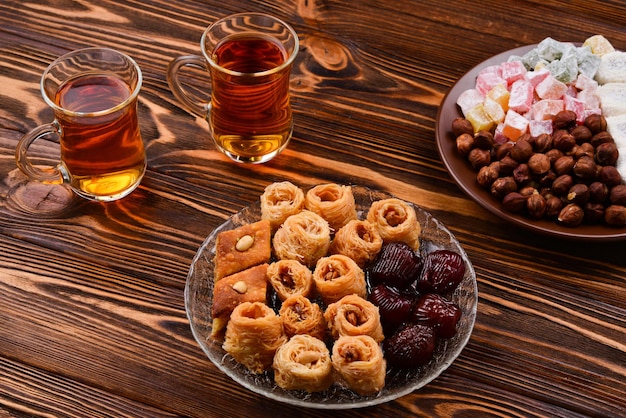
[185,185,477,409]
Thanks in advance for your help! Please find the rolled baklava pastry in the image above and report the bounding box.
[366,198,421,251]
[304,183,358,231]
[272,334,333,393]
[324,294,384,343]
[312,254,367,305]
[329,219,383,267]
[279,295,326,340]
[273,210,331,268]
[260,181,305,231]
[267,259,314,301]
[331,335,386,395]
[222,302,287,374]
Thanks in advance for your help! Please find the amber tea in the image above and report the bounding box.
[55,74,145,198]
[15,47,146,201]
[167,13,299,163]
[209,34,291,162]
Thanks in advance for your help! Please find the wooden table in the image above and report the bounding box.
[1,1,624,416]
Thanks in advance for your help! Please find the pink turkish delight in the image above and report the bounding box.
[501,61,527,85]
[525,68,551,88]
[476,70,506,96]
[535,75,568,100]
[532,99,564,120]
[508,80,534,113]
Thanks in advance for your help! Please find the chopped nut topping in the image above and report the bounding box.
[232,281,247,294]
[235,234,254,252]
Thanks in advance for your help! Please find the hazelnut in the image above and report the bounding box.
[545,195,564,219]
[533,133,553,153]
[553,131,576,152]
[456,133,474,156]
[545,148,564,165]
[495,141,515,160]
[498,155,520,176]
[474,130,495,150]
[572,155,597,181]
[588,181,609,203]
[572,143,594,160]
[609,184,626,206]
[513,163,531,185]
[510,139,534,163]
[590,131,614,148]
[605,205,626,226]
[552,174,574,196]
[528,153,551,175]
[553,155,575,176]
[557,203,584,226]
[451,117,474,137]
[599,166,623,188]
[595,142,619,166]
[491,176,517,199]
[553,110,577,129]
[468,148,491,170]
[584,113,607,134]
[566,183,590,206]
[537,169,557,188]
[526,193,547,219]
[476,164,499,188]
[502,192,527,213]
[519,186,538,197]
[570,125,593,144]
[584,202,605,224]
[235,234,255,252]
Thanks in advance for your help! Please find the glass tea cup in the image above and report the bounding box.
[167,13,299,164]
[15,47,146,202]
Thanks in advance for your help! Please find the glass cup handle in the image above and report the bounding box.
[15,123,64,184]
[166,55,211,118]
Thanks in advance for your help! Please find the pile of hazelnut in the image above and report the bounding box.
[451,111,626,227]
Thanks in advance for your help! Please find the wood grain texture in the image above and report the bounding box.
[1,0,625,417]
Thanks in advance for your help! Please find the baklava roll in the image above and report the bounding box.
[223,302,287,374]
[279,295,326,340]
[304,183,357,231]
[267,260,314,301]
[312,254,367,305]
[331,335,386,395]
[273,210,331,268]
[329,220,383,267]
[324,294,384,343]
[366,198,421,251]
[272,334,333,393]
[260,181,305,231]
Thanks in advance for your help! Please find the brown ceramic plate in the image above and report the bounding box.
[436,44,626,241]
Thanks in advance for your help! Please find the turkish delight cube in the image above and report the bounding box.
[535,75,568,100]
[575,73,598,92]
[525,67,551,88]
[456,88,485,117]
[483,97,506,124]
[564,95,586,123]
[502,109,529,141]
[508,80,534,113]
[466,103,495,133]
[487,84,510,112]
[501,60,527,85]
[532,99,564,120]
[476,70,506,96]
[529,120,553,137]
